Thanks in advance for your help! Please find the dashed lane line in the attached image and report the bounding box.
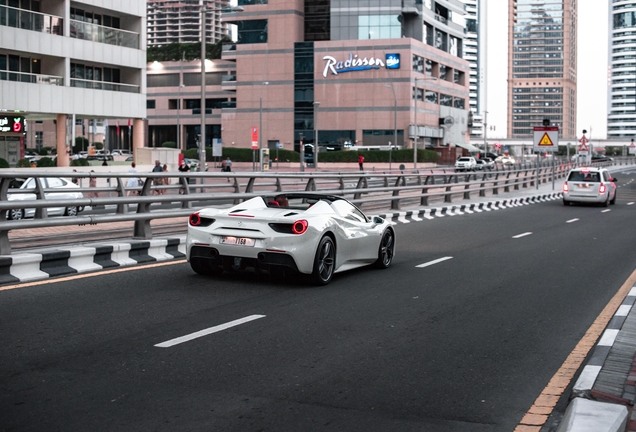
[155,315,266,348]
[513,232,533,239]
[416,256,453,268]
[566,218,579,223]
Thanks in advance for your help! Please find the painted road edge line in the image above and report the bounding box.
[566,218,579,223]
[155,314,266,348]
[512,232,533,239]
[416,256,453,268]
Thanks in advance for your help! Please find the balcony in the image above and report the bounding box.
[0,4,63,35]
[1,70,63,85]
[70,19,140,49]
[70,78,139,93]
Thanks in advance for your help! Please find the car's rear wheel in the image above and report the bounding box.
[374,228,395,269]
[64,206,78,216]
[610,191,617,205]
[563,199,570,206]
[310,236,335,285]
[190,258,222,276]
[8,208,24,220]
[602,195,610,207]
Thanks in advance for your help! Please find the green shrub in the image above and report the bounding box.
[93,142,103,150]
[183,148,199,159]
[17,158,32,168]
[74,137,89,154]
[36,157,55,167]
[70,158,90,167]
[0,158,9,168]
[162,141,177,148]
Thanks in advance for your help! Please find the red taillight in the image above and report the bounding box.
[291,220,308,235]
[599,183,607,194]
[563,182,569,193]
[189,212,201,226]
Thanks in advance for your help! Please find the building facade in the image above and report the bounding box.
[608,1,636,139]
[507,0,577,139]
[462,0,484,140]
[215,0,471,164]
[144,0,472,164]
[0,0,147,165]
[147,0,230,47]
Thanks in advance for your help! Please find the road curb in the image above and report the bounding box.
[0,236,186,285]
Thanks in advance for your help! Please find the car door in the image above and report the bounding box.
[330,200,380,263]
[44,177,67,215]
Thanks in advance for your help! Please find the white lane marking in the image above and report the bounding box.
[601,209,611,213]
[155,315,266,348]
[627,202,634,206]
[512,232,533,239]
[566,218,579,224]
[416,256,453,268]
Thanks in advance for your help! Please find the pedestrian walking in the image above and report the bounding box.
[358,154,364,171]
[126,162,139,196]
[161,164,168,195]
[152,160,163,195]
[88,170,98,198]
[178,160,190,194]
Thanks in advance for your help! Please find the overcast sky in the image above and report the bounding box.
[485,0,609,140]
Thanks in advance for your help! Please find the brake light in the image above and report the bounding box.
[291,220,308,235]
[189,212,201,226]
[563,182,569,193]
[599,183,607,194]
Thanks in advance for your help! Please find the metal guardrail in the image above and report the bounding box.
[0,158,633,255]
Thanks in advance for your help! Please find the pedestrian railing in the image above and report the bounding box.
[0,158,632,255]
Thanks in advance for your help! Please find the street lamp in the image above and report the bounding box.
[259,81,268,171]
[200,4,244,172]
[385,84,397,171]
[313,101,320,169]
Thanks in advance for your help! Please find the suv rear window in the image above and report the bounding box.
[568,171,600,182]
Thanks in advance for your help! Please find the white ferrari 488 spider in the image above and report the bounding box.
[186,193,396,285]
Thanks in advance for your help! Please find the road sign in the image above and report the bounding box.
[251,126,259,150]
[533,126,559,152]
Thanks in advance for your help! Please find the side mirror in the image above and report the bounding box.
[611,178,618,183]
[372,216,384,225]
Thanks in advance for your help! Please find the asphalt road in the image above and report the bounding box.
[1,169,636,432]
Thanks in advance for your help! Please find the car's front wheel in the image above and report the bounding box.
[374,228,395,269]
[310,236,335,285]
[8,208,24,220]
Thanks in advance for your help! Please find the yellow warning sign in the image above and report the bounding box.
[538,133,553,146]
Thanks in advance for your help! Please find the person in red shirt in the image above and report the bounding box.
[358,154,364,171]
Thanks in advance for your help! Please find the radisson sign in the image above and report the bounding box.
[322,53,401,77]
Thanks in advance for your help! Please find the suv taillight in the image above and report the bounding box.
[599,183,606,194]
[563,182,569,193]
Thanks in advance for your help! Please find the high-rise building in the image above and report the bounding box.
[462,0,484,139]
[0,0,147,166]
[608,2,636,139]
[147,0,230,47]
[508,0,577,139]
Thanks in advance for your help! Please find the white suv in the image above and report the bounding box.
[562,167,618,207]
[455,157,477,172]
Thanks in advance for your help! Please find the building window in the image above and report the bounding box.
[237,19,267,44]
[413,54,424,73]
[425,91,438,104]
[453,98,465,109]
[147,73,179,87]
[238,0,267,4]
[357,14,401,40]
[440,94,453,106]
[35,131,43,149]
[147,99,156,109]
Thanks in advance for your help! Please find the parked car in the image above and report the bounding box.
[455,156,477,171]
[186,193,395,285]
[111,150,131,157]
[478,152,499,161]
[6,177,84,220]
[184,158,209,172]
[498,156,516,165]
[562,167,617,207]
[475,158,494,170]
